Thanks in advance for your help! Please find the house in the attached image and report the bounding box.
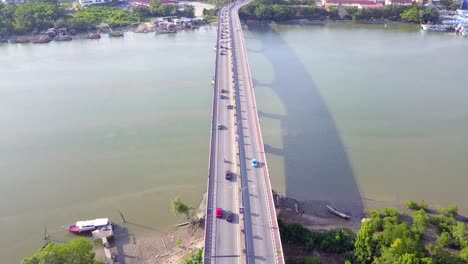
[385,0,413,5]
[323,0,384,9]
[79,0,112,7]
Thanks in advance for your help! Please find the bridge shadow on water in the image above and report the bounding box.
[247,24,364,218]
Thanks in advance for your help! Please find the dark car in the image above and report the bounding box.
[225,170,232,180]
[226,211,234,222]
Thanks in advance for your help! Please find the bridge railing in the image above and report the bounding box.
[203,8,222,264]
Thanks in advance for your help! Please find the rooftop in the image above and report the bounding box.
[325,0,378,4]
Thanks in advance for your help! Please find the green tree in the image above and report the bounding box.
[21,238,103,264]
[460,246,468,262]
[171,196,190,216]
[420,200,428,212]
[254,4,274,20]
[271,4,293,21]
[180,4,195,18]
[436,231,452,248]
[13,2,59,33]
[400,6,422,23]
[183,248,203,264]
[354,221,377,263]
[412,209,430,235]
[406,200,419,210]
[449,221,466,247]
[421,8,439,23]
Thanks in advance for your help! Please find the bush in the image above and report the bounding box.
[406,200,419,210]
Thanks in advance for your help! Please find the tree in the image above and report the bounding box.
[150,0,161,14]
[171,196,190,217]
[420,200,428,212]
[183,248,203,264]
[271,4,293,21]
[400,5,423,23]
[449,221,466,247]
[180,4,195,18]
[436,231,452,248]
[421,8,439,24]
[412,209,430,235]
[21,238,103,264]
[406,200,419,210]
[460,246,468,262]
[13,2,59,33]
[395,253,432,264]
[254,4,274,20]
[354,221,377,263]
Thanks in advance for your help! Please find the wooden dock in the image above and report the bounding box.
[92,224,115,264]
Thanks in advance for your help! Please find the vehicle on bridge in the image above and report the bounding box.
[217,124,223,130]
[216,208,223,218]
[225,170,232,180]
[252,159,258,168]
[226,211,234,222]
[227,105,233,109]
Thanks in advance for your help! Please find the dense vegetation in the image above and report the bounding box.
[20,238,103,264]
[280,204,468,264]
[239,0,439,23]
[0,0,195,36]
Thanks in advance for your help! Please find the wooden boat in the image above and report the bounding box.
[65,218,112,234]
[326,205,350,220]
[156,28,177,34]
[108,31,124,37]
[10,37,30,44]
[55,35,72,41]
[86,33,101,39]
[420,24,449,32]
[32,36,51,44]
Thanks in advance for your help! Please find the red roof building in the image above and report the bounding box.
[385,0,414,5]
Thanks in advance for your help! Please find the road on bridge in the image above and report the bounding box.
[204,2,285,264]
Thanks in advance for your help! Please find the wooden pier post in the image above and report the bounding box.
[43,226,49,241]
[118,210,127,223]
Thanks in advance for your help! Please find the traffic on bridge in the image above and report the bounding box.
[203,1,285,263]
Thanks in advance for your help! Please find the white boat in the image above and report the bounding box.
[326,205,350,220]
[65,218,112,233]
[421,24,449,32]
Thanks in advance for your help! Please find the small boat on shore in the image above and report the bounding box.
[326,205,350,220]
[32,36,51,44]
[65,218,112,234]
[86,33,101,39]
[108,31,124,38]
[421,23,449,32]
[156,29,177,34]
[10,37,30,44]
[55,35,72,41]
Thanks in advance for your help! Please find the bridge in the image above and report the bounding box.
[203,1,285,263]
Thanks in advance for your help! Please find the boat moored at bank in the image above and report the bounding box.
[65,218,113,233]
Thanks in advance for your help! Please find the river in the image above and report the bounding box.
[1,23,468,262]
